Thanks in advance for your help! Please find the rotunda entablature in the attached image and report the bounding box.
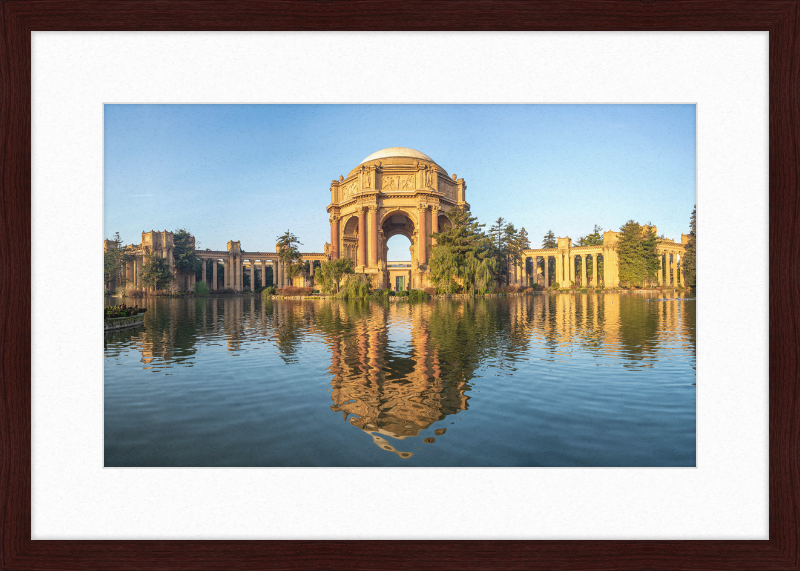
[328,147,466,210]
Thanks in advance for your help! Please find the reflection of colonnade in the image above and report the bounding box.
[516,227,689,289]
[113,231,327,292]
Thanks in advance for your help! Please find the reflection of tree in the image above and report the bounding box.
[267,299,309,363]
[105,297,201,367]
[426,298,530,380]
[615,296,660,364]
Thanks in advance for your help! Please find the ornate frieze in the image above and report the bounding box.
[340,179,359,200]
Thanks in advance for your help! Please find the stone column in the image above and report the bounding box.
[431,206,439,246]
[212,259,218,290]
[368,205,379,267]
[330,215,340,260]
[658,253,663,285]
[250,261,255,291]
[310,261,315,277]
[581,255,587,286]
[543,257,549,287]
[592,254,597,286]
[568,255,575,285]
[670,253,676,286]
[417,205,427,266]
[555,254,562,286]
[358,209,366,267]
[678,253,684,285]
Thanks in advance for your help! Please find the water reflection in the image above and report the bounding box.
[105,292,695,465]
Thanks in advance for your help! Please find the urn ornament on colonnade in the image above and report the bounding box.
[326,147,468,289]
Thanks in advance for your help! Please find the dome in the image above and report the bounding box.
[359,147,435,165]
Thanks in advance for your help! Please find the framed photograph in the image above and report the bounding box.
[3,2,796,569]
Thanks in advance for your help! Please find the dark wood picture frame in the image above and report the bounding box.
[1,2,797,569]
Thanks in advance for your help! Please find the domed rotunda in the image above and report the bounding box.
[326,148,468,290]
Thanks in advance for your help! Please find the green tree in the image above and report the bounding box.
[103,232,122,288]
[542,230,557,249]
[277,230,303,280]
[139,251,174,291]
[316,258,354,293]
[428,206,493,294]
[488,218,508,285]
[616,220,659,288]
[172,228,202,290]
[511,226,530,284]
[682,205,696,288]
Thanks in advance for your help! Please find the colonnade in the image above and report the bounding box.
[194,255,322,292]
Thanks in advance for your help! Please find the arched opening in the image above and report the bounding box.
[381,210,415,291]
[341,215,360,264]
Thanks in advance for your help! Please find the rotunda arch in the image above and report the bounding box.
[326,147,468,289]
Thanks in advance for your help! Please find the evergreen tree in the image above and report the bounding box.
[682,205,697,288]
[103,232,122,288]
[140,251,174,290]
[616,220,659,287]
[488,218,509,285]
[428,206,492,294]
[172,228,203,287]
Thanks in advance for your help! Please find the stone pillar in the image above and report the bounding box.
[544,257,549,287]
[678,253,684,285]
[330,215,340,260]
[568,255,575,285]
[417,205,427,266]
[658,254,663,285]
[310,261,315,277]
[592,254,597,286]
[368,205,378,267]
[555,254,563,286]
[250,261,255,291]
[431,206,439,245]
[212,259,218,290]
[670,253,676,286]
[581,255,587,286]
[358,209,366,267]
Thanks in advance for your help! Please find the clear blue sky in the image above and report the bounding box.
[104,104,696,260]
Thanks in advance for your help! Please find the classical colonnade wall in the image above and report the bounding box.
[513,229,689,288]
[109,231,326,292]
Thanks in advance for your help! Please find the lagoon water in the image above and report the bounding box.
[104,292,695,467]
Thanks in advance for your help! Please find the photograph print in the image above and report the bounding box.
[103,104,696,467]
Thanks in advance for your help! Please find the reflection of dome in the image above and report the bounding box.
[359,147,435,165]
